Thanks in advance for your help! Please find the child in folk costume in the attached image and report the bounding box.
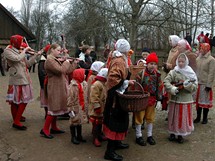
[38,44,50,119]
[86,61,104,82]
[86,61,105,102]
[195,43,215,124]
[3,35,41,130]
[164,53,197,143]
[134,52,163,146]
[89,68,108,147]
[40,44,77,139]
[68,68,88,145]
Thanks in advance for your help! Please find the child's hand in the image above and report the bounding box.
[129,80,136,85]
[171,86,179,95]
[155,101,162,111]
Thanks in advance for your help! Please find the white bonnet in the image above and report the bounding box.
[97,68,108,79]
[115,39,130,53]
[90,61,105,72]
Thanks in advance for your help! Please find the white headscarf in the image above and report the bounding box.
[97,68,108,79]
[169,35,181,47]
[90,61,105,72]
[115,39,130,53]
[174,53,197,82]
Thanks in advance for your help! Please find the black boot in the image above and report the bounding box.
[194,107,202,123]
[70,126,80,144]
[104,140,123,161]
[202,108,209,124]
[77,125,86,142]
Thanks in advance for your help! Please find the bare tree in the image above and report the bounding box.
[21,0,34,28]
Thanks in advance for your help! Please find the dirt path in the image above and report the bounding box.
[0,72,214,161]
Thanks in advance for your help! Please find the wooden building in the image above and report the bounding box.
[0,3,36,48]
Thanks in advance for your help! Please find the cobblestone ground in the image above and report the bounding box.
[0,71,214,161]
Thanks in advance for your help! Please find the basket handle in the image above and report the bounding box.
[132,81,144,94]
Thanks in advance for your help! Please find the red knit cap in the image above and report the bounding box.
[146,52,159,64]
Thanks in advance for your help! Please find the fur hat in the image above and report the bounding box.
[97,68,108,79]
[146,52,159,64]
[115,39,130,53]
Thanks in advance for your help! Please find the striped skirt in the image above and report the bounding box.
[168,102,194,136]
[6,84,34,104]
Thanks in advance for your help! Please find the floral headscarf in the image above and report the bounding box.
[10,35,23,49]
[200,43,210,54]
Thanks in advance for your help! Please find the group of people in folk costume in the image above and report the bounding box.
[2,34,215,161]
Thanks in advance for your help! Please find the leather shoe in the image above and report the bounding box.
[40,129,54,139]
[168,134,176,141]
[202,119,208,124]
[136,137,146,146]
[115,141,129,149]
[50,128,65,134]
[12,124,27,130]
[177,135,184,144]
[147,136,156,145]
[104,151,123,161]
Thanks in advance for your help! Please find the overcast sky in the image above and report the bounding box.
[1,0,22,11]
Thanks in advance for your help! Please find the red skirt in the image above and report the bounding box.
[6,84,33,104]
[196,84,213,109]
[103,124,127,140]
[168,102,194,136]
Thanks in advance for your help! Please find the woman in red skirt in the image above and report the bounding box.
[3,35,41,130]
[195,43,215,124]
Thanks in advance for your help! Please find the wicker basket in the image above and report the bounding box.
[117,82,149,112]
